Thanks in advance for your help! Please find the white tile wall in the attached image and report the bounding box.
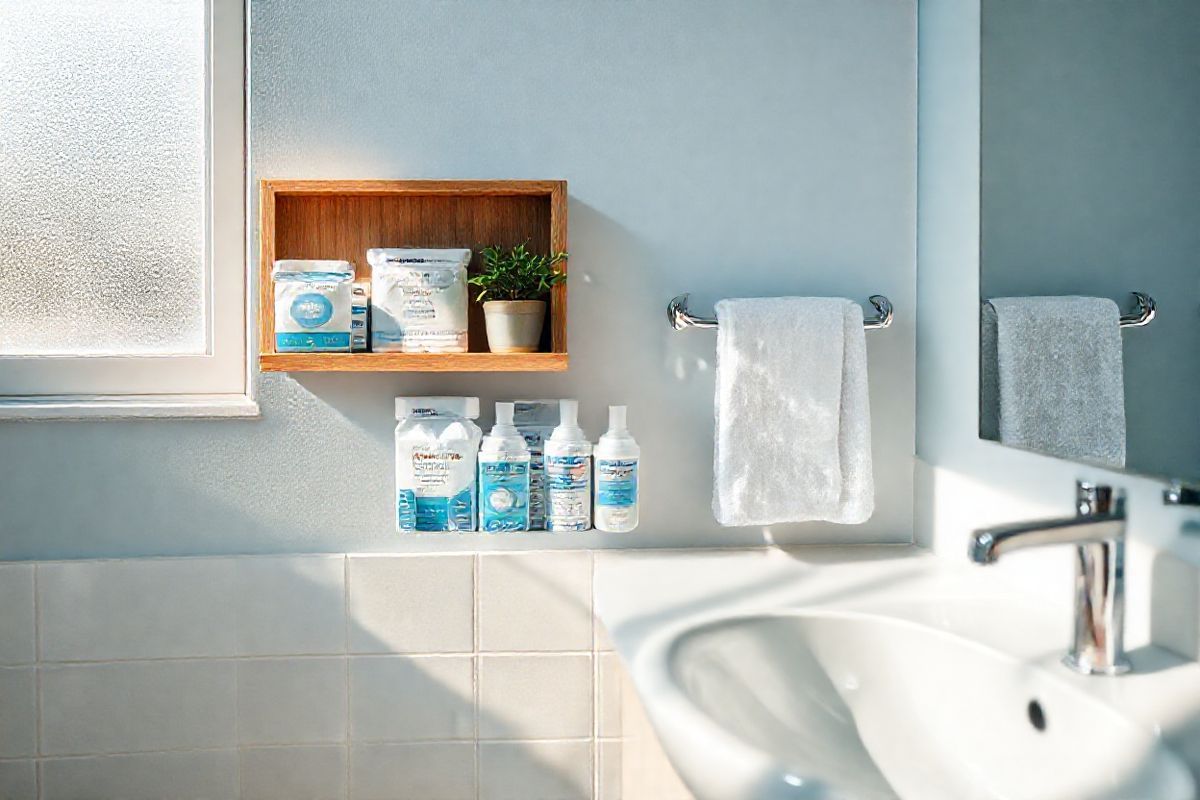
[478,552,593,652]
[350,656,474,742]
[350,742,475,800]
[0,760,36,800]
[0,668,37,758]
[478,741,592,800]
[240,745,347,800]
[0,552,687,799]
[0,565,35,666]
[38,559,238,661]
[235,557,346,656]
[237,658,347,745]
[41,660,236,756]
[596,653,623,739]
[478,655,593,740]
[597,740,622,800]
[40,751,239,800]
[348,556,473,654]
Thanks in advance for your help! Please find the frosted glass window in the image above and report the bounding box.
[0,1,207,356]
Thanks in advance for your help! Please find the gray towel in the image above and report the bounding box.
[981,296,1125,467]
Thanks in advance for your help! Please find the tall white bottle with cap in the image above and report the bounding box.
[594,406,640,532]
[478,402,532,532]
[544,399,593,531]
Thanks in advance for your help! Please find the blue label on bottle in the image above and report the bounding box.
[596,459,638,507]
[449,486,476,531]
[290,293,335,328]
[275,332,351,351]
[479,460,531,532]
[545,454,591,531]
[398,486,476,532]
[397,489,417,530]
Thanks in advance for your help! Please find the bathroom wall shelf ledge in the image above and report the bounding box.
[259,351,568,373]
[258,179,568,373]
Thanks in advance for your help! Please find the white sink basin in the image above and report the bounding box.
[671,611,1193,800]
[595,547,1200,800]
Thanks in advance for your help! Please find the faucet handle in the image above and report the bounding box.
[1076,481,1119,517]
[1164,481,1200,506]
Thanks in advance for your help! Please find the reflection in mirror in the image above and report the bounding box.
[979,0,1200,482]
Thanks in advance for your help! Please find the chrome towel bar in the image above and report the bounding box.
[667,294,894,331]
[979,292,1156,329]
[1118,292,1156,328]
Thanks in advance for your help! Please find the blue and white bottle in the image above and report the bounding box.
[478,402,531,532]
[544,399,593,531]
[594,405,639,532]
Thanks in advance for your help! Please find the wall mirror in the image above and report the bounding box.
[979,0,1200,484]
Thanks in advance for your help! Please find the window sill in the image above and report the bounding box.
[0,393,260,420]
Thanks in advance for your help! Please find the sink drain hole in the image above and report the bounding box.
[1027,700,1047,732]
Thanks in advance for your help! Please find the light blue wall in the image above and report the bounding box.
[0,0,916,559]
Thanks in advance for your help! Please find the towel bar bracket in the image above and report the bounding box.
[667,294,894,332]
[1120,292,1156,328]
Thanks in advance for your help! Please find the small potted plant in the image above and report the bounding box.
[469,243,568,353]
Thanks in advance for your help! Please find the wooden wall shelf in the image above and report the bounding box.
[258,179,568,372]
[260,352,568,373]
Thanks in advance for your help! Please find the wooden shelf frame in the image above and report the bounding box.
[258,179,568,372]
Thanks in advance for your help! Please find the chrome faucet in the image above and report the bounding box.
[968,481,1129,675]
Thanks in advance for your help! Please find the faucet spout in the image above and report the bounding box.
[968,481,1129,676]
[969,514,1125,564]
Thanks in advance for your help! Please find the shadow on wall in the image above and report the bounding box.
[336,555,598,798]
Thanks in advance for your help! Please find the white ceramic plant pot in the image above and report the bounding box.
[483,300,546,353]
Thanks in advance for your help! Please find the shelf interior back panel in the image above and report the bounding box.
[273,193,554,354]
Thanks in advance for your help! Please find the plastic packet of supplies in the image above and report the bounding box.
[369,249,471,353]
[272,260,354,352]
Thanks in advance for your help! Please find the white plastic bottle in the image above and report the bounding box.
[544,399,593,531]
[594,406,640,532]
[478,402,532,532]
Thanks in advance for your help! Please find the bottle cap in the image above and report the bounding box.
[486,402,522,439]
[549,399,586,442]
[599,405,637,448]
[481,401,528,455]
[496,402,515,426]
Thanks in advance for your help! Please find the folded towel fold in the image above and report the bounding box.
[981,296,1126,467]
[713,297,874,526]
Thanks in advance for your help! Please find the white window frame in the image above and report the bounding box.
[0,0,256,419]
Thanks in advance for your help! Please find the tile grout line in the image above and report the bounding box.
[473,552,481,800]
[21,736,605,763]
[32,649,593,666]
[233,622,242,798]
[344,555,352,800]
[591,551,600,800]
[33,564,42,800]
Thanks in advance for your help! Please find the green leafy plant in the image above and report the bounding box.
[468,243,568,302]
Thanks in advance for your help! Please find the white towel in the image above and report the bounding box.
[981,296,1126,468]
[713,297,874,526]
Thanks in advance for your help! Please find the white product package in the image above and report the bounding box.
[271,260,354,352]
[512,400,560,530]
[368,249,471,353]
[394,397,483,532]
